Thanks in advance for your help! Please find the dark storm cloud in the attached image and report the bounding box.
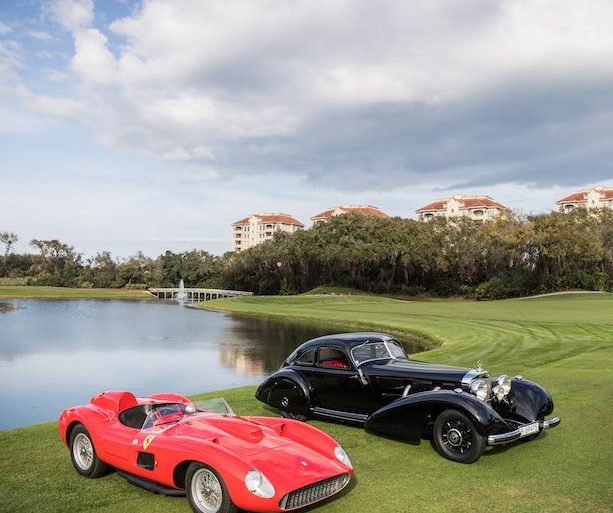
[205,73,613,191]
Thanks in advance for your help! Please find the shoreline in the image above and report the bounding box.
[200,299,440,353]
[0,386,257,433]
[0,285,154,300]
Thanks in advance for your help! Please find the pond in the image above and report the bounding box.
[0,299,334,430]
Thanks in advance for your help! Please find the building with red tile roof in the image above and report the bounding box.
[416,195,509,222]
[556,186,613,212]
[311,205,389,226]
[232,213,304,252]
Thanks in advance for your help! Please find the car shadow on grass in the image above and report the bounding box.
[422,430,551,459]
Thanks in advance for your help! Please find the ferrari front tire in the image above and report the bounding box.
[69,424,110,478]
[186,462,237,513]
[432,409,486,464]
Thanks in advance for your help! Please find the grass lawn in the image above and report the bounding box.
[1,293,612,512]
[0,285,153,300]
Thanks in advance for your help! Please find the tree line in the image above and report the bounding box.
[0,234,224,289]
[2,208,612,299]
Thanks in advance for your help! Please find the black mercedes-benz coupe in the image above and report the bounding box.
[256,332,560,463]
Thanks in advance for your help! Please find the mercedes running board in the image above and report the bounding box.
[312,407,368,424]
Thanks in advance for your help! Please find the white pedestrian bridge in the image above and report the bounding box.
[149,287,253,302]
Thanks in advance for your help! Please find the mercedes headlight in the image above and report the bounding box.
[492,375,512,401]
[245,469,275,498]
[470,379,490,401]
[334,445,353,469]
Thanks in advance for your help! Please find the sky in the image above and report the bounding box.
[1,0,612,257]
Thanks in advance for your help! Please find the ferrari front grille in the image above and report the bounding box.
[279,474,350,510]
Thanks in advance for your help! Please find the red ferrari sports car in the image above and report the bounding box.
[58,391,353,513]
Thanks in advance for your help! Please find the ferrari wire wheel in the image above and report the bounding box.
[68,424,110,478]
[72,432,94,470]
[192,468,223,513]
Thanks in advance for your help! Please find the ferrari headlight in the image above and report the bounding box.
[470,379,490,401]
[334,445,353,469]
[492,375,512,401]
[245,469,275,498]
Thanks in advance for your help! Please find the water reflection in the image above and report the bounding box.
[0,302,15,313]
[0,300,334,430]
[220,316,335,374]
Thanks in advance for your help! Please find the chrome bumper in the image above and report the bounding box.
[487,416,560,446]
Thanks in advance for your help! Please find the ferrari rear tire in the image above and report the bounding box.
[186,462,237,513]
[433,409,486,464]
[69,424,110,478]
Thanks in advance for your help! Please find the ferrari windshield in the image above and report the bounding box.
[191,397,235,416]
[351,340,407,366]
[141,397,235,432]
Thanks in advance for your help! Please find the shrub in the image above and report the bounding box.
[431,277,463,297]
[258,275,280,295]
[474,273,535,300]
[568,270,607,291]
[397,285,427,297]
[0,277,29,286]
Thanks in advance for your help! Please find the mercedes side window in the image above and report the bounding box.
[295,349,316,366]
[317,347,351,370]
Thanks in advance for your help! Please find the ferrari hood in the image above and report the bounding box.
[173,415,294,456]
[246,442,349,494]
[365,358,470,383]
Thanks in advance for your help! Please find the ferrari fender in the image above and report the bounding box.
[255,369,311,416]
[58,404,111,448]
[155,436,278,512]
[364,390,510,441]
[494,378,555,424]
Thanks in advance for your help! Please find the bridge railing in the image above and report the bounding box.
[149,288,253,302]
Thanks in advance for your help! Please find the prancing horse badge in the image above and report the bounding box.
[143,434,155,450]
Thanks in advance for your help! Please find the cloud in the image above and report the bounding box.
[14,84,84,118]
[0,20,12,35]
[46,0,94,31]
[0,38,82,121]
[0,105,46,134]
[24,0,613,191]
[0,39,21,80]
[26,30,54,41]
[43,68,68,82]
[71,28,116,82]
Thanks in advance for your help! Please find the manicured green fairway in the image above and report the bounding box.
[1,293,612,513]
[0,285,152,300]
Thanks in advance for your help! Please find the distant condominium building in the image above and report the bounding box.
[556,186,613,212]
[311,204,389,226]
[232,213,304,252]
[416,195,510,222]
